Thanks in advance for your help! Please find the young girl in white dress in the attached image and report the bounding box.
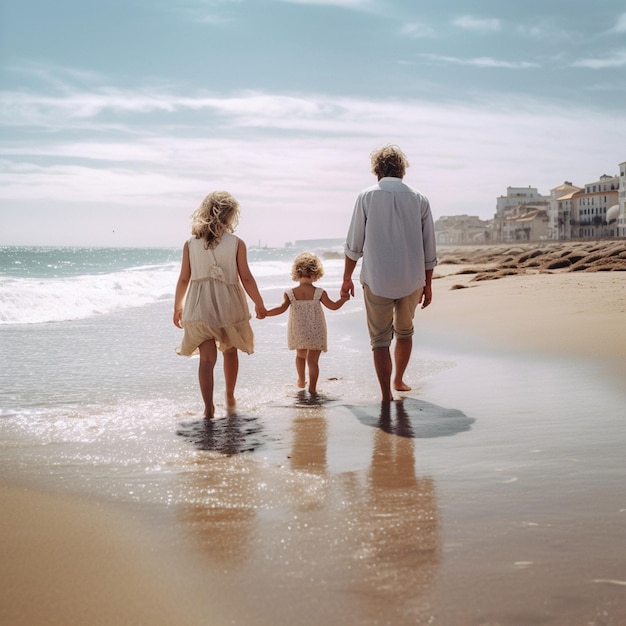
[173,191,267,418]
[266,252,349,394]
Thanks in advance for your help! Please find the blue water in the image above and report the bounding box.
[0,242,345,325]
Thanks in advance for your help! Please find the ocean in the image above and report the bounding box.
[2,244,626,624]
[0,241,382,503]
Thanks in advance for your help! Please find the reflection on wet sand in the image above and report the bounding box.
[176,412,265,454]
[176,414,261,567]
[173,400,449,624]
[346,401,441,623]
[289,410,328,474]
[288,408,329,511]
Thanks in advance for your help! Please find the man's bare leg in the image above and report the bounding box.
[295,349,307,388]
[393,336,413,391]
[373,346,393,402]
[223,347,239,411]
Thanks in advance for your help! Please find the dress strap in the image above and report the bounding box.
[313,287,323,302]
[286,289,296,303]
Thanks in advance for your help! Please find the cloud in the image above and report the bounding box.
[516,21,574,42]
[1,77,625,246]
[611,12,626,33]
[419,54,539,69]
[572,49,626,69]
[401,22,436,38]
[453,15,501,32]
[276,0,376,9]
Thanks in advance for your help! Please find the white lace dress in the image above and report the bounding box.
[177,233,254,355]
[286,287,327,351]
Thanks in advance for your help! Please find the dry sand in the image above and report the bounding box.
[1,240,625,625]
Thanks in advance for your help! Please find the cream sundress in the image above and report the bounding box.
[287,287,327,352]
[177,232,254,356]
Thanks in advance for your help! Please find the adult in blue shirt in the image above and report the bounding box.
[342,145,437,402]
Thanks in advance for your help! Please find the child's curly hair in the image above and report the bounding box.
[191,191,240,248]
[370,144,409,179]
[291,252,324,281]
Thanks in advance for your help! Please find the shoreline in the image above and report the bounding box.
[2,241,626,625]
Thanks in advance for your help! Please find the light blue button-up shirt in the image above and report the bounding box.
[344,177,437,299]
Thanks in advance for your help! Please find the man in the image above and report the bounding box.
[341,145,437,402]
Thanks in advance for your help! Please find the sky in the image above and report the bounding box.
[1,0,625,248]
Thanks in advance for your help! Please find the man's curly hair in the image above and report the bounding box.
[370,145,409,179]
[291,252,324,281]
[190,191,240,248]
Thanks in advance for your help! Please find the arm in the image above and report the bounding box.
[236,238,267,319]
[173,241,191,328]
[421,268,433,309]
[265,293,291,317]
[342,193,365,298]
[341,255,358,298]
[420,198,437,310]
[321,290,350,311]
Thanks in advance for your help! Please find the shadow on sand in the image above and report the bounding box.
[176,412,266,454]
[345,397,475,439]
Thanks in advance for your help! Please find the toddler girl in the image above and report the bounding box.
[173,191,266,418]
[266,252,349,394]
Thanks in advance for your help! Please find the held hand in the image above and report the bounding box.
[255,304,267,320]
[173,309,183,328]
[341,278,355,298]
[421,284,432,309]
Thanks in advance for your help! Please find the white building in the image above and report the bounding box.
[574,174,619,239]
[549,182,583,240]
[493,186,550,242]
[434,215,491,244]
[617,162,626,238]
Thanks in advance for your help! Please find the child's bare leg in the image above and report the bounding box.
[223,347,238,410]
[198,340,218,418]
[306,350,321,394]
[295,350,307,388]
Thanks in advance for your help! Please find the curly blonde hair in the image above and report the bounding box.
[291,252,324,281]
[190,191,240,248]
[370,145,409,179]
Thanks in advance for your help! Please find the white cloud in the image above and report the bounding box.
[419,54,539,69]
[572,49,626,69]
[453,16,501,32]
[611,12,626,33]
[400,22,435,38]
[276,0,376,9]
[1,85,625,246]
[516,21,574,42]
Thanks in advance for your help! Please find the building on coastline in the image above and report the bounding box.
[617,162,626,238]
[504,205,549,242]
[434,215,491,245]
[571,174,619,239]
[549,182,583,240]
[492,186,550,242]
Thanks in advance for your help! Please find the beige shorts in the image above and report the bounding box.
[363,284,423,349]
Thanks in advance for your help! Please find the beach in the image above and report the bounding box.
[1,241,625,625]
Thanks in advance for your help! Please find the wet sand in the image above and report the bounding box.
[2,241,626,625]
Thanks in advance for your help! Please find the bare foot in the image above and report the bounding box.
[204,404,216,419]
[393,380,411,392]
[297,379,306,389]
